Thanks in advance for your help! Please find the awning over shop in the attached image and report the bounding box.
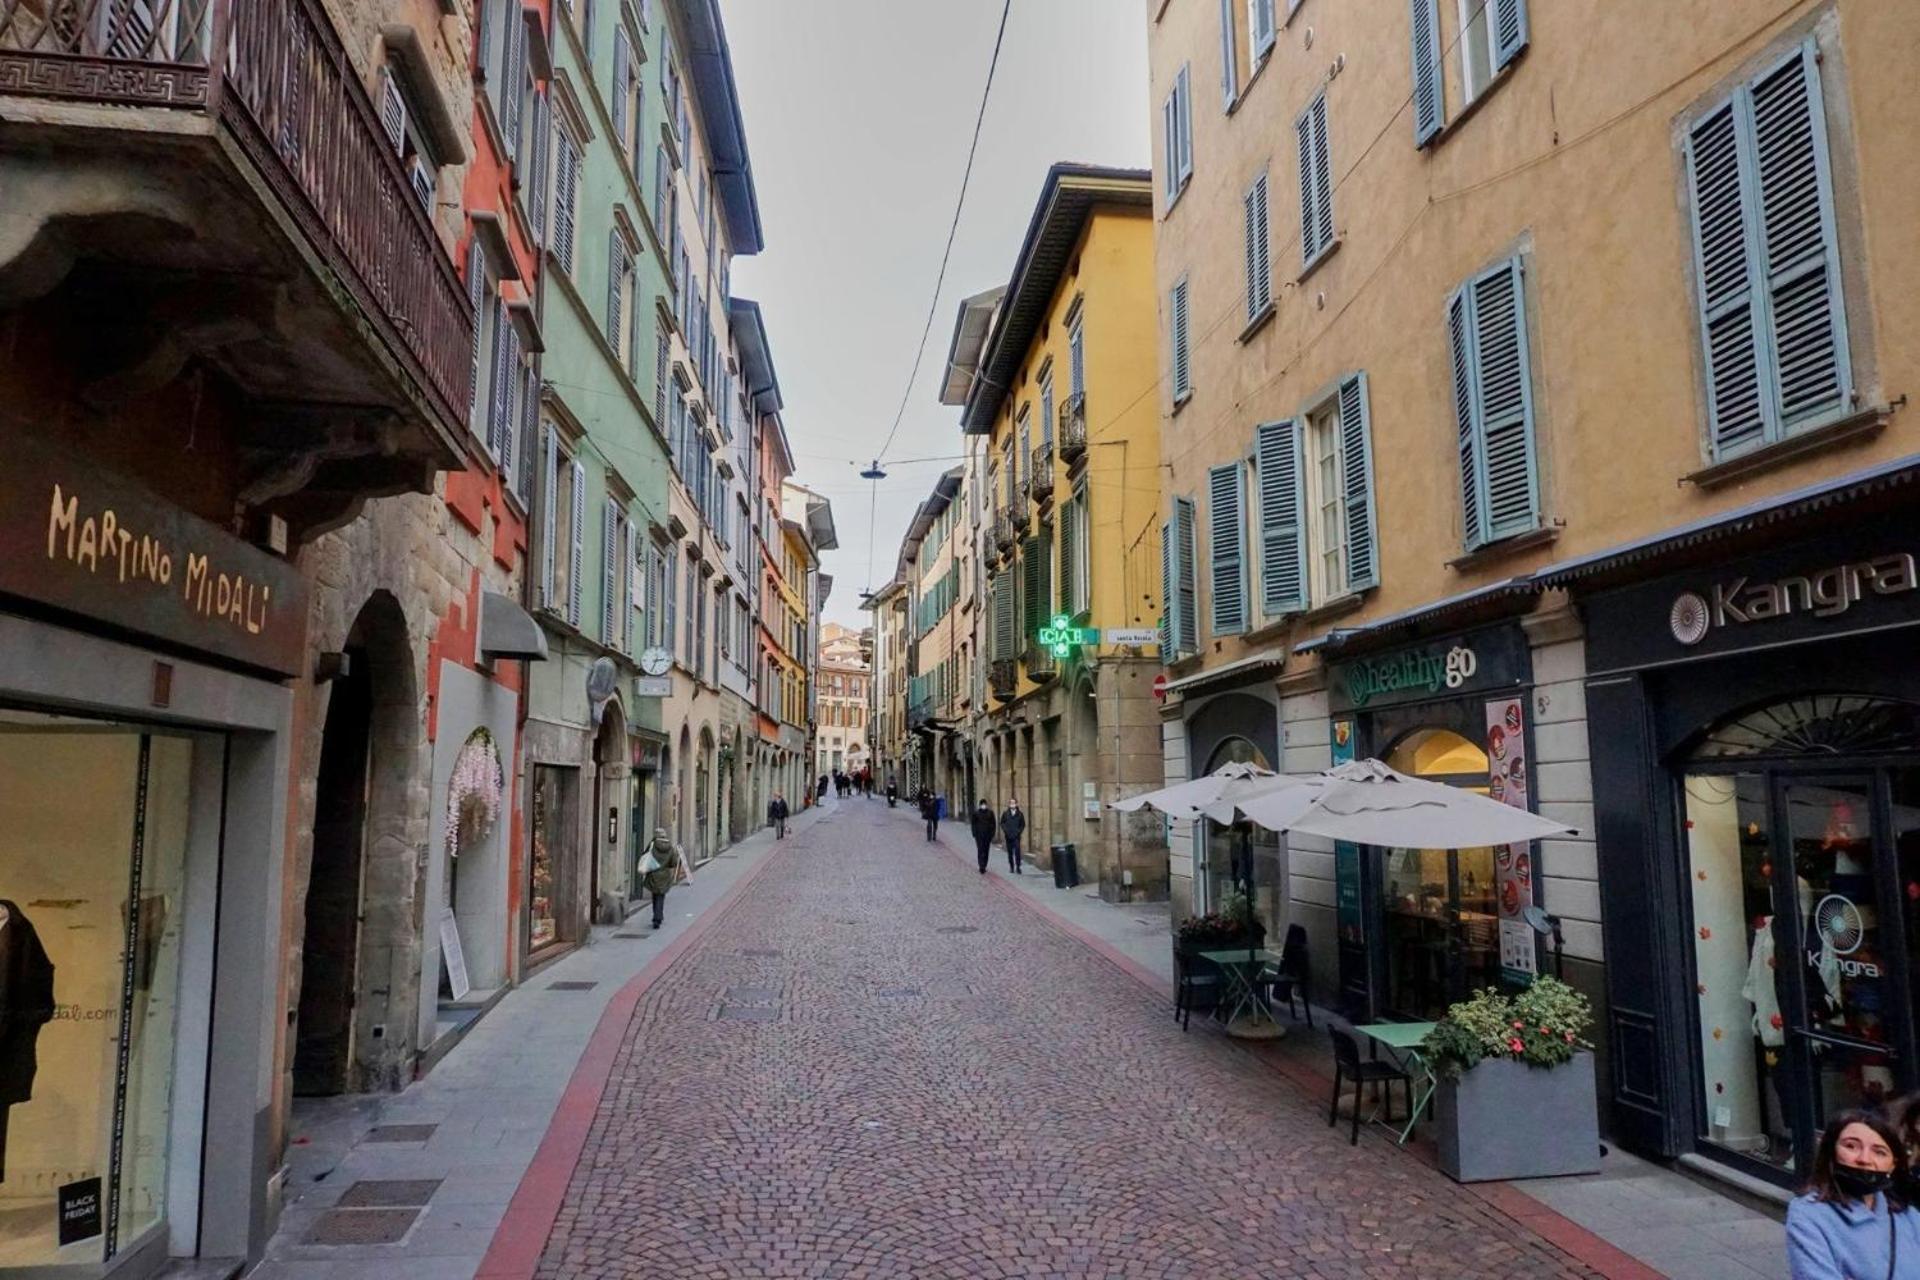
[480,591,549,661]
[1160,647,1287,697]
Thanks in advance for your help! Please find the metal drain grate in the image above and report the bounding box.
[718,1005,779,1023]
[725,985,780,1003]
[611,932,649,939]
[304,1208,419,1245]
[363,1124,436,1144]
[337,1179,441,1208]
[547,980,598,991]
[934,926,979,935]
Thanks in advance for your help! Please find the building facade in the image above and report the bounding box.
[952,164,1168,901]
[1145,0,1920,1188]
[866,578,911,794]
[816,622,871,778]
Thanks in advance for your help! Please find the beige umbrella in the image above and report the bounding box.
[1222,758,1577,845]
[1107,761,1306,820]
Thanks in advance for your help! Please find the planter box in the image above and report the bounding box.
[1435,1051,1600,1182]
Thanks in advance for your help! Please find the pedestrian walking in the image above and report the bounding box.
[970,799,996,875]
[1785,1108,1920,1279]
[767,793,788,839]
[639,828,683,929]
[817,774,828,801]
[1000,800,1026,874]
[920,790,939,841]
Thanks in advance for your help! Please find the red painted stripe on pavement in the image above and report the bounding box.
[924,816,1668,1280]
[474,832,793,1279]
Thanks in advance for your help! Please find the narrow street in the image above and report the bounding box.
[522,800,1598,1280]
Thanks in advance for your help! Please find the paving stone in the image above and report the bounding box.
[529,803,1605,1279]
[336,1179,441,1208]
[304,1208,419,1245]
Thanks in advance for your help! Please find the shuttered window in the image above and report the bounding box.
[540,426,558,609]
[465,243,488,428]
[1296,92,1334,264]
[1248,0,1276,63]
[552,128,579,275]
[1170,278,1192,402]
[991,572,1015,662]
[1173,498,1199,654]
[1160,518,1175,655]
[1448,256,1539,550]
[1336,372,1380,591]
[1492,0,1530,71]
[1254,420,1305,615]
[1057,497,1076,618]
[527,91,550,244]
[1409,0,1444,147]
[602,501,620,642]
[1208,463,1248,636]
[1021,536,1043,654]
[567,460,587,625]
[1162,64,1193,204]
[612,30,631,153]
[1684,38,1850,460]
[1243,172,1271,320]
[1217,0,1237,110]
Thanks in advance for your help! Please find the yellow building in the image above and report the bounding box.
[948,164,1167,900]
[1148,0,1920,1183]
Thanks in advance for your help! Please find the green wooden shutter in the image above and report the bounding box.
[1160,518,1175,654]
[1410,0,1444,146]
[1038,523,1054,634]
[1338,373,1379,591]
[1686,96,1767,456]
[1208,463,1248,636]
[1492,0,1528,70]
[1254,420,1305,615]
[993,572,1015,662]
[1174,497,1199,654]
[1022,536,1043,651]
[1472,259,1539,541]
[1057,498,1076,616]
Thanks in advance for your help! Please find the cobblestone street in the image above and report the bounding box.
[526,801,1602,1279]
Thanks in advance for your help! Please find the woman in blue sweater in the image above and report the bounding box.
[1786,1109,1920,1279]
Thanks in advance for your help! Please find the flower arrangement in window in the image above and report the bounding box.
[447,727,504,855]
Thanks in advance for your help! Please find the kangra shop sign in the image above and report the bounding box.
[0,436,307,676]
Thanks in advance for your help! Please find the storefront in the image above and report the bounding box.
[1324,624,1542,1023]
[626,734,663,913]
[1167,669,1283,928]
[0,440,302,1272]
[1576,509,1920,1185]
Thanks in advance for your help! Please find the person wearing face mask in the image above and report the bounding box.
[1786,1109,1920,1279]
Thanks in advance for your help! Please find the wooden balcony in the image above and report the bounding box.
[1059,392,1088,462]
[0,0,474,534]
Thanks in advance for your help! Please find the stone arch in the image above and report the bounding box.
[590,698,628,919]
[696,723,716,862]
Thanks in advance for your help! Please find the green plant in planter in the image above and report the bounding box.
[1422,978,1593,1081]
[1175,890,1265,951]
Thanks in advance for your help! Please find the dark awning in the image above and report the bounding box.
[481,590,548,661]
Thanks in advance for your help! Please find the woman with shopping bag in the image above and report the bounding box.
[639,828,684,929]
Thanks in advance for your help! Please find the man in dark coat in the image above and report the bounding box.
[767,793,788,839]
[920,790,939,841]
[1000,800,1027,875]
[969,800,997,875]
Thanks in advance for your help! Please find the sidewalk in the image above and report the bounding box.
[248,801,831,1280]
[906,805,1789,1280]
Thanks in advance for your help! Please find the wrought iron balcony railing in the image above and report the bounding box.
[1023,643,1056,682]
[1059,392,1088,461]
[1008,488,1030,528]
[992,511,1017,552]
[1031,445,1055,504]
[988,659,1017,701]
[0,0,474,439]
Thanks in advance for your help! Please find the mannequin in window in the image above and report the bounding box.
[0,899,56,1182]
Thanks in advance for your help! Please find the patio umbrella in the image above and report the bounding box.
[1107,761,1304,820]
[1225,759,1577,846]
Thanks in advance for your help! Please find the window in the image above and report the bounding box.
[1410,0,1444,146]
[1459,0,1495,103]
[378,63,440,213]
[1243,171,1271,319]
[602,499,626,644]
[1160,497,1199,656]
[1448,256,1540,550]
[1161,64,1193,205]
[608,231,637,375]
[1255,373,1378,613]
[550,122,580,275]
[1296,91,1333,265]
[1069,315,1085,397]
[1412,0,1527,146]
[1217,0,1238,110]
[1248,0,1277,63]
[1039,371,1055,457]
[541,429,584,624]
[1170,277,1192,402]
[476,0,527,162]
[611,27,641,172]
[1685,38,1850,460]
[1016,407,1031,491]
[1208,463,1248,635]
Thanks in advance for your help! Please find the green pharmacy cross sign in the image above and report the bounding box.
[1038,615,1097,658]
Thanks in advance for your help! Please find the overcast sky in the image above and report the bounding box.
[724,0,1150,631]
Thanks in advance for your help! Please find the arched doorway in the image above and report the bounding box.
[696,726,715,862]
[1199,737,1282,931]
[296,592,415,1095]
[677,724,692,852]
[1678,694,1920,1182]
[444,727,507,993]
[590,700,627,921]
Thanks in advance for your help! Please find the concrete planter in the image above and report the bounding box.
[1435,1051,1600,1183]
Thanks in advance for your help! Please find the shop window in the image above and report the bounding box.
[1199,737,1281,929]
[1693,695,1920,760]
[528,765,575,955]
[0,717,196,1267]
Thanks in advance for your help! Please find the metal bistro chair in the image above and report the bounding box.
[1327,1028,1413,1146]
[1257,923,1314,1028]
[1173,950,1222,1032]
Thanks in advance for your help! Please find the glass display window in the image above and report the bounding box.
[0,714,198,1269]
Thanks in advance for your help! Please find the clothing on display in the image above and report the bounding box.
[0,901,56,1184]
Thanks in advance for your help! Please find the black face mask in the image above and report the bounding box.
[1832,1165,1894,1200]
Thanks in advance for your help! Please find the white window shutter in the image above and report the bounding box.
[518,366,539,503]
[1337,373,1379,592]
[611,29,630,146]
[1492,0,1529,71]
[568,459,586,625]
[465,243,486,425]
[502,4,526,161]
[1254,420,1305,614]
[606,232,624,351]
[552,132,577,274]
[1160,518,1176,655]
[378,69,407,155]
[497,319,520,473]
[540,426,558,608]
[1208,463,1247,635]
[1409,0,1444,147]
[601,502,618,641]
[488,296,514,455]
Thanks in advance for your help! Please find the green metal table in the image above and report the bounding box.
[1197,948,1285,1040]
[1352,1020,1438,1143]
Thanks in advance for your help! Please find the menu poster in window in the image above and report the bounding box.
[1484,697,1538,982]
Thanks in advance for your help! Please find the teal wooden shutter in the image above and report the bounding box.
[1296,94,1333,262]
[1160,518,1175,654]
[1410,0,1444,147]
[1450,258,1539,548]
[1208,463,1247,635]
[1174,498,1199,654]
[1170,279,1191,400]
[1244,172,1271,320]
[1685,96,1766,455]
[1037,523,1053,633]
[1492,0,1528,70]
[1338,373,1379,591]
[1254,420,1305,615]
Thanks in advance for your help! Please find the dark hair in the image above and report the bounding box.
[1807,1108,1909,1205]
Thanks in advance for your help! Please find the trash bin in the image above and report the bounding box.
[936,794,947,822]
[1061,843,1081,888]
[1050,844,1070,889]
